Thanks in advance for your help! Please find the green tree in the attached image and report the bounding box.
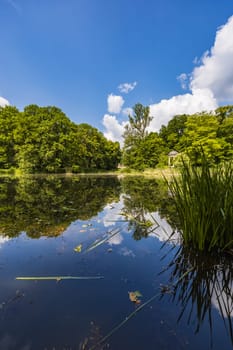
[0,106,20,169]
[13,105,73,172]
[122,103,152,169]
[159,114,188,151]
[181,113,230,164]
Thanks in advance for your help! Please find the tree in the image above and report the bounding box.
[159,114,188,151]
[122,103,152,168]
[180,113,230,164]
[14,105,73,172]
[0,106,20,169]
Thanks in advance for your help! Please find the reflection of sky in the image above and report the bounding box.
[119,247,135,258]
[108,233,123,245]
[0,334,31,350]
[102,197,181,245]
[102,196,125,227]
[147,212,180,244]
[0,236,10,248]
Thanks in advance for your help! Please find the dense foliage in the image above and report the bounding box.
[122,104,233,169]
[0,105,121,173]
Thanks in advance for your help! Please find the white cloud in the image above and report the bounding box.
[0,97,10,107]
[177,73,188,90]
[118,81,137,94]
[107,94,124,114]
[103,16,233,143]
[103,114,128,145]
[190,15,233,102]
[122,107,133,116]
[149,88,217,132]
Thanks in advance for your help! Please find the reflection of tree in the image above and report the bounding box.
[0,176,121,238]
[161,246,233,346]
[120,177,170,240]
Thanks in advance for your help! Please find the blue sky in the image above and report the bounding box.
[1,0,233,143]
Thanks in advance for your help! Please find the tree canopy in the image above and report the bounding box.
[122,103,233,169]
[0,104,121,173]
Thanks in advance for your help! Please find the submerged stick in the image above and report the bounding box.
[16,276,104,281]
[85,228,121,253]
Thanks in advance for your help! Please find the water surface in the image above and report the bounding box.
[0,175,232,349]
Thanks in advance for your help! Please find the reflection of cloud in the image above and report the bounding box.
[211,270,233,318]
[0,236,10,248]
[148,212,180,244]
[119,247,135,258]
[108,233,123,246]
[102,197,125,227]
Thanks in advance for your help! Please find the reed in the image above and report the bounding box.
[168,156,233,251]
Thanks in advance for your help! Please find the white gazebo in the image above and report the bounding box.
[168,150,179,167]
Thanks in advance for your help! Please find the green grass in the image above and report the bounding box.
[168,157,233,252]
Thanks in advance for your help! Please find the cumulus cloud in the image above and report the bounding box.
[103,16,233,143]
[122,107,133,116]
[149,88,217,131]
[0,97,10,107]
[190,15,233,102]
[103,114,128,145]
[118,81,137,94]
[107,94,124,114]
[177,73,189,90]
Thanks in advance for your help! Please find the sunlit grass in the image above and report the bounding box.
[168,158,233,251]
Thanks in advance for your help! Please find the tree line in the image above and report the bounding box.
[1,103,233,173]
[122,104,233,169]
[0,105,121,173]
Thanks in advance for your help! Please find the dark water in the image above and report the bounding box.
[0,175,232,350]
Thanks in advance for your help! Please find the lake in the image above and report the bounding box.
[0,175,232,350]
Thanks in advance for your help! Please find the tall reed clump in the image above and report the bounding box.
[168,157,233,252]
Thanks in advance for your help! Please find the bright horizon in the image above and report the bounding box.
[1,0,233,144]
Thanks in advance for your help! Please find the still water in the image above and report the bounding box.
[0,175,232,350]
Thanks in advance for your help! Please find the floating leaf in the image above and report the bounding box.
[79,229,86,233]
[74,244,82,253]
[128,290,142,304]
[134,290,142,297]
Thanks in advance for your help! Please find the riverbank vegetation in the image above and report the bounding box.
[0,105,121,173]
[168,156,233,252]
[122,104,233,170]
[1,103,233,174]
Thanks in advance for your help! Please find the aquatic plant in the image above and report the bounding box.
[168,156,233,251]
